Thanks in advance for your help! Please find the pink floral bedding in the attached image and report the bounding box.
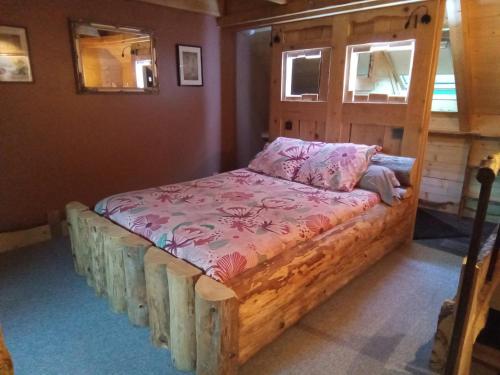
[95,169,380,283]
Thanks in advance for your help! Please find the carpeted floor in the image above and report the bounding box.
[0,238,462,375]
[414,208,497,257]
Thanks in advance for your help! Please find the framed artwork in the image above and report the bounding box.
[176,44,203,86]
[0,26,33,82]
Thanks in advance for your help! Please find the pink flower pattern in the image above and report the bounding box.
[95,168,380,282]
[296,143,378,192]
[131,214,170,237]
[249,137,324,181]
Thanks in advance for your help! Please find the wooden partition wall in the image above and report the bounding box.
[262,1,446,234]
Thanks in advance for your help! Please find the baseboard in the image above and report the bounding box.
[0,221,68,254]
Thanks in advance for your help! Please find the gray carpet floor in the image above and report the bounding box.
[0,239,462,375]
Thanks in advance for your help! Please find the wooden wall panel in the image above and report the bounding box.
[467,0,500,133]
[264,1,445,238]
[420,134,470,213]
[349,124,403,155]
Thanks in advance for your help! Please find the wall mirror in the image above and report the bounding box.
[282,47,331,102]
[344,40,415,104]
[70,21,158,93]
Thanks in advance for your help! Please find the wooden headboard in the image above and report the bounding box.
[370,153,416,187]
[349,123,404,156]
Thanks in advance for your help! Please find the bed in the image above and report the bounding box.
[66,141,416,375]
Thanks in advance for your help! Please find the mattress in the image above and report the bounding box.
[95,169,381,282]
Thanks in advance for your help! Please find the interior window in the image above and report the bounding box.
[431,28,458,112]
[344,40,415,104]
[282,47,331,102]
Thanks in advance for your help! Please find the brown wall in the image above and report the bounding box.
[0,0,222,232]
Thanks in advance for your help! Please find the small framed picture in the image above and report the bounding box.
[176,44,203,86]
[0,25,33,82]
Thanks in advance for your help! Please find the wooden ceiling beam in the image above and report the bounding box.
[218,0,425,28]
[134,0,221,17]
[266,0,288,4]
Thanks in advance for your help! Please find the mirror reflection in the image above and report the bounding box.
[345,40,415,103]
[290,55,321,96]
[71,22,158,93]
[282,47,331,102]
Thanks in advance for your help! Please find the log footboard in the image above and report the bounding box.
[123,236,151,326]
[144,247,172,348]
[144,246,202,371]
[66,202,153,326]
[66,201,89,275]
[67,199,412,374]
[103,225,132,313]
[195,275,239,375]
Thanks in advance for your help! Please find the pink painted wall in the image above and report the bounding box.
[0,0,221,231]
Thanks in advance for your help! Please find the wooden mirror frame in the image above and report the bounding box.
[69,20,159,94]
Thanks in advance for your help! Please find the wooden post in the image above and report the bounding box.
[144,247,172,348]
[195,275,239,375]
[445,155,499,375]
[123,235,152,327]
[103,226,131,313]
[0,327,13,375]
[88,216,112,297]
[65,201,89,275]
[77,210,101,287]
[167,256,202,371]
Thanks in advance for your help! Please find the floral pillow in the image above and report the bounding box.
[248,137,325,181]
[295,143,379,192]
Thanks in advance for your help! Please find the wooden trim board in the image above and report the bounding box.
[0,224,52,254]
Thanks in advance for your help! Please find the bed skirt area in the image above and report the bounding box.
[66,198,413,375]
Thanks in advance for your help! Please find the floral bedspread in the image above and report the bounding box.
[95,169,380,283]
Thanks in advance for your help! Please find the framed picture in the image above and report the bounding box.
[0,26,33,82]
[176,44,203,86]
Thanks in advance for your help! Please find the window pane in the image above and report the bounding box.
[344,40,415,104]
[282,48,331,102]
[290,56,320,95]
[431,30,458,112]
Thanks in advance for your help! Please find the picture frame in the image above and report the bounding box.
[176,44,203,86]
[0,25,33,83]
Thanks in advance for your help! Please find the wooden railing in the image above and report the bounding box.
[444,153,500,375]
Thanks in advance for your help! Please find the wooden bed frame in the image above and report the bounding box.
[65,156,415,375]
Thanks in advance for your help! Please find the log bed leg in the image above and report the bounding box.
[123,235,151,327]
[145,247,172,348]
[195,275,239,375]
[89,216,112,297]
[102,226,131,313]
[167,256,202,371]
[65,201,89,275]
[77,210,101,288]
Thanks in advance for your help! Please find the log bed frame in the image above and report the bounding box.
[66,156,415,375]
